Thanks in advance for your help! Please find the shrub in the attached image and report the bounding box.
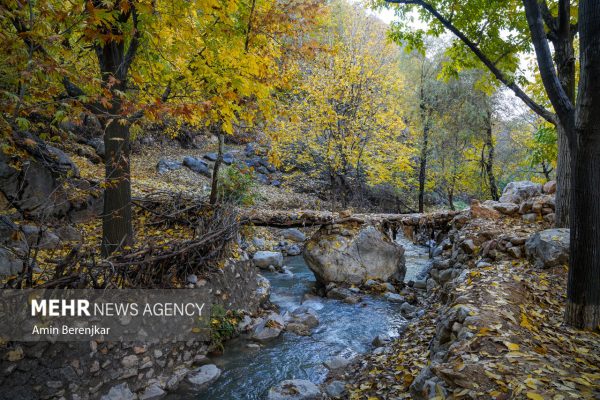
[218,165,256,205]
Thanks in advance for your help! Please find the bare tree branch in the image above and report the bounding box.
[386,0,557,124]
[522,0,574,134]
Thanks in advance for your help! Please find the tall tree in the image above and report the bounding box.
[482,106,499,201]
[382,0,575,227]
[416,54,435,213]
[270,2,411,210]
[91,0,139,256]
[384,0,599,329]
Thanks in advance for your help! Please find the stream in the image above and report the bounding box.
[172,236,430,400]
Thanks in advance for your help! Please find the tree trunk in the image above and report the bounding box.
[553,27,575,228]
[418,122,429,212]
[94,5,139,256]
[554,122,571,227]
[447,189,454,211]
[565,134,600,330]
[483,109,499,200]
[564,0,600,330]
[210,132,224,205]
[101,118,133,256]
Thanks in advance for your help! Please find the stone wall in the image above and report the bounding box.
[0,258,267,400]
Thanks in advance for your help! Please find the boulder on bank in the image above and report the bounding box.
[0,248,23,275]
[490,202,520,215]
[469,200,501,220]
[525,228,569,269]
[156,158,182,174]
[267,379,321,400]
[323,348,358,372]
[182,156,211,177]
[303,223,405,286]
[252,251,284,269]
[543,180,557,194]
[499,181,542,204]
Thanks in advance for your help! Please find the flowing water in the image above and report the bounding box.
[170,236,429,400]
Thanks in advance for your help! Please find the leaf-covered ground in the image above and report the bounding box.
[71,143,322,210]
[345,246,600,399]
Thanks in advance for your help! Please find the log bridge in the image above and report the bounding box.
[242,209,460,242]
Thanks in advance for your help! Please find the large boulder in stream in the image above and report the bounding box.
[252,251,284,269]
[303,223,405,286]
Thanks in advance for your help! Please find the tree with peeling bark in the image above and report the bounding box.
[380,0,599,330]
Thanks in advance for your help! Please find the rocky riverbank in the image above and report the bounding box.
[341,182,600,399]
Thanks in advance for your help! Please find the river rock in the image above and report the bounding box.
[252,237,266,249]
[470,200,501,219]
[460,239,476,254]
[372,334,391,347]
[100,383,136,400]
[522,213,538,223]
[543,180,557,194]
[325,380,346,398]
[285,244,302,256]
[187,364,221,388]
[251,313,284,341]
[301,294,324,310]
[499,181,542,204]
[525,228,569,269]
[223,153,234,165]
[245,143,257,157]
[165,367,190,391]
[286,306,319,329]
[255,274,271,305]
[382,282,396,292]
[21,225,60,249]
[324,349,358,370]
[238,315,253,332]
[267,379,321,400]
[286,323,311,336]
[413,279,427,289]
[364,279,378,288]
[252,251,283,269]
[0,248,24,275]
[182,156,211,177]
[139,383,165,400]
[156,159,181,174]
[204,152,218,162]
[281,228,306,242]
[257,173,269,185]
[491,202,520,215]
[326,287,353,300]
[303,223,405,286]
[54,225,82,242]
[384,292,404,303]
[400,302,417,318]
[324,356,351,370]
